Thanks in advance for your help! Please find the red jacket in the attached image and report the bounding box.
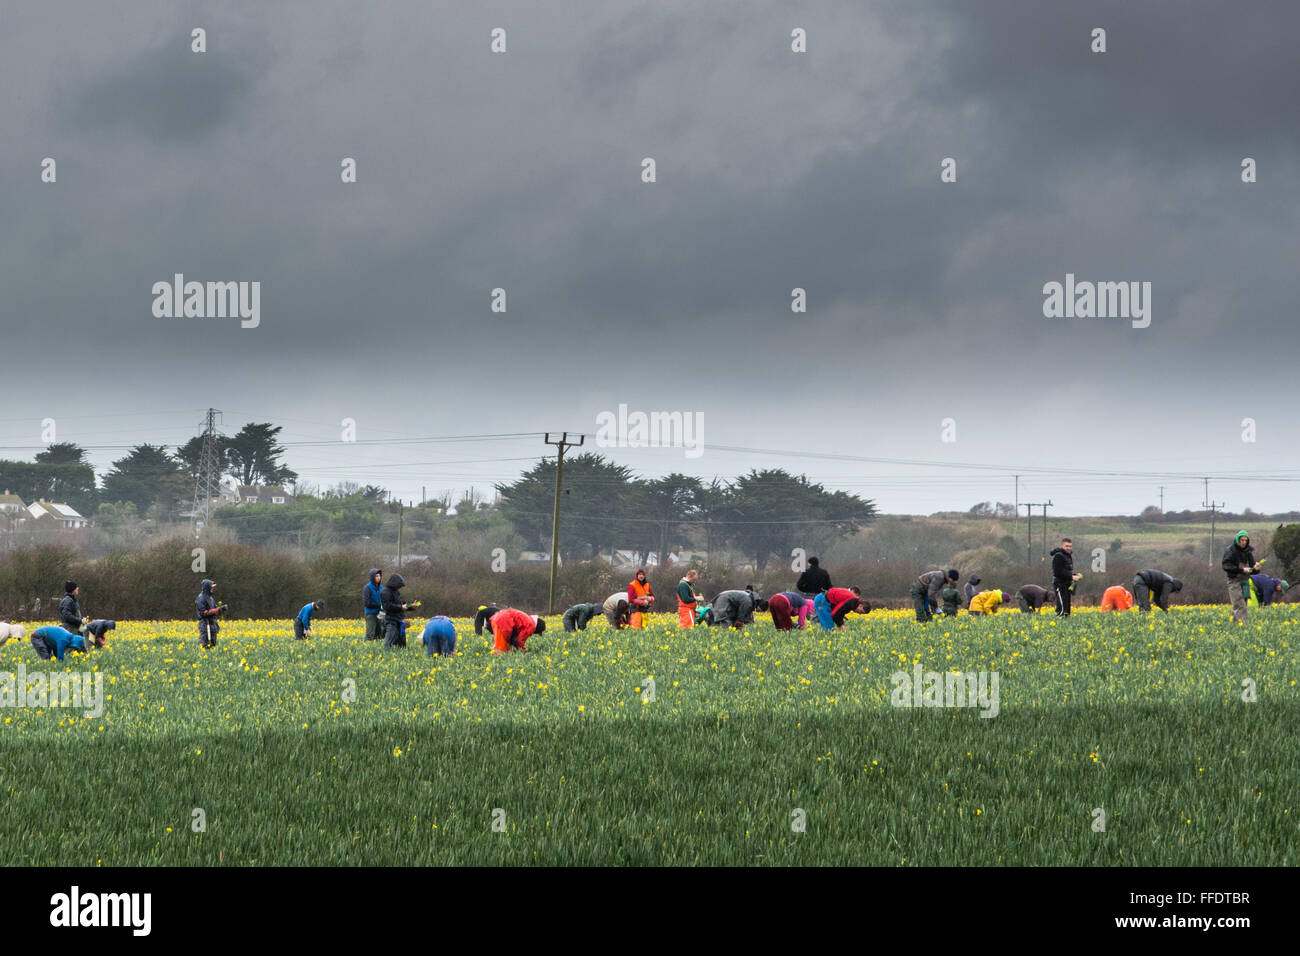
[826,587,857,610]
[492,608,538,650]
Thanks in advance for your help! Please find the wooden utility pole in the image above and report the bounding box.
[397,500,404,569]
[1203,479,1224,569]
[545,432,584,614]
[1024,501,1053,563]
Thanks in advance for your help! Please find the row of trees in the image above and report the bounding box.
[495,454,877,570]
[0,424,298,522]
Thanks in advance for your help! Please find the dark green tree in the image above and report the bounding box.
[224,423,297,487]
[101,444,189,517]
[496,453,637,560]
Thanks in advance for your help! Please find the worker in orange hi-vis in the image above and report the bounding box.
[627,568,655,629]
[676,569,702,628]
[489,607,546,654]
[1099,585,1134,611]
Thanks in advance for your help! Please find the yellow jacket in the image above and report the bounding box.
[970,590,1004,614]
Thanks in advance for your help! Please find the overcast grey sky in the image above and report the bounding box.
[3,0,1298,515]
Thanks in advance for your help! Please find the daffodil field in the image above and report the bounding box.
[1,607,1294,865]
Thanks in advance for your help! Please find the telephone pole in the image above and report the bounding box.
[545,432,584,614]
[397,500,404,568]
[191,408,223,537]
[1203,480,1224,569]
[1024,501,1053,563]
[1014,475,1020,540]
[1158,486,1165,514]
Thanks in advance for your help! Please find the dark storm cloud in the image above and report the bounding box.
[2,1,1297,513]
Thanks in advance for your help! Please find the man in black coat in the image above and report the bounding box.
[796,557,831,596]
[1132,569,1183,613]
[1050,539,1082,617]
[60,581,87,633]
[1014,584,1053,613]
[1221,531,1260,622]
[381,573,413,648]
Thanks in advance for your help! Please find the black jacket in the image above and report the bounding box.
[380,573,407,620]
[1016,585,1052,607]
[59,594,83,630]
[1221,542,1256,580]
[796,565,831,594]
[474,605,502,635]
[1050,547,1074,585]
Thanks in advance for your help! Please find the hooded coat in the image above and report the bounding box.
[86,619,116,647]
[1050,547,1074,586]
[1250,574,1285,606]
[795,562,831,595]
[562,603,602,631]
[32,625,88,662]
[1221,533,1257,580]
[363,570,383,616]
[711,589,758,628]
[380,574,407,620]
[964,575,981,602]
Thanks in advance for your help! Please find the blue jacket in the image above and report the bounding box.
[1251,574,1283,606]
[295,603,317,627]
[363,571,383,615]
[33,626,88,661]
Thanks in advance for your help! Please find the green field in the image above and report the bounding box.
[1,607,1295,865]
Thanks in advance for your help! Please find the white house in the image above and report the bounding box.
[234,485,293,505]
[25,499,88,529]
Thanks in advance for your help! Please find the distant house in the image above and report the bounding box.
[602,550,697,569]
[518,550,551,564]
[235,485,293,506]
[0,490,26,514]
[25,499,88,529]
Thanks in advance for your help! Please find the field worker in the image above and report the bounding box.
[0,620,26,647]
[422,616,457,657]
[627,569,655,628]
[964,574,982,604]
[602,592,631,629]
[825,586,866,626]
[709,589,766,629]
[362,569,384,640]
[489,608,545,654]
[60,581,88,634]
[1099,586,1134,611]
[777,591,813,628]
[294,600,324,640]
[813,592,835,630]
[1051,539,1082,617]
[1132,570,1184,613]
[381,573,414,649]
[969,589,1010,616]
[1221,530,1261,622]
[676,570,703,628]
[1015,585,1053,613]
[1249,573,1289,607]
[768,592,796,630]
[30,625,91,662]
[796,557,831,597]
[474,604,503,636]
[196,578,224,649]
[562,602,602,632]
[85,619,116,648]
[911,569,958,623]
[940,582,962,617]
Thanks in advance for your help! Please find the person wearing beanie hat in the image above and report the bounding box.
[910,569,958,623]
[474,604,503,636]
[59,582,87,634]
[1133,569,1182,613]
[1221,531,1261,622]
[795,557,832,596]
[1248,572,1288,608]
[964,574,982,604]
[969,589,1009,616]
[627,569,655,629]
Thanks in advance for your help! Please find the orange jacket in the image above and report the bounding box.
[491,608,538,650]
[628,578,654,608]
[1100,586,1133,611]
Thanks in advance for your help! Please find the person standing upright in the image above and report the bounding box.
[1051,539,1082,617]
[1222,530,1261,623]
[362,569,383,641]
[796,557,831,597]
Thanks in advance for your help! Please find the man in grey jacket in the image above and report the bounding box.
[911,569,958,623]
[1132,569,1183,613]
